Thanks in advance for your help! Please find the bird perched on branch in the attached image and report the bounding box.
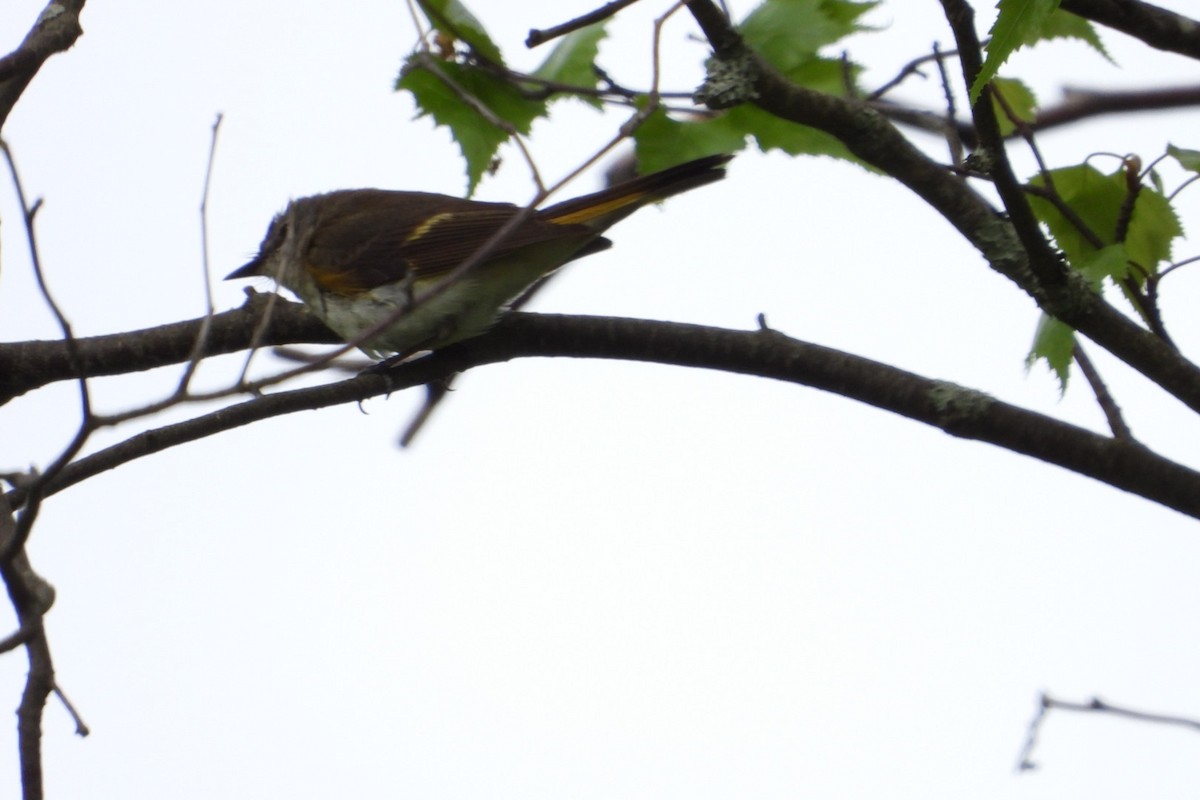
[227,154,733,358]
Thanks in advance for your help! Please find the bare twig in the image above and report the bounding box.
[879,84,1200,149]
[1167,173,1200,203]
[1041,84,1200,133]
[1015,694,1048,771]
[1020,184,1103,246]
[51,683,88,737]
[527,0,643,48]
[176,113,224,392]
[1018,691,1200,771]
[931,42,963,167]
[867,44,962,101]
[0,140,94,560]
[1072,343,1133,440]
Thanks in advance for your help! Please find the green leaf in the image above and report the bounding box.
[1167,143,1200,173]
[1026,163,1182,282]
[1148,167,1165,195]
[531,22,607,107]
[784,56,859,96]
[1027,313,1075,390]
[727,104,858,161]
[633,108,747,174]
[739,0,878,73]
[1027,164,1116,265]
[1027,164,1181,355]
[751,57,863,161]
[971,0,1061,103]
[416,0,504,65]
[397,56,547,193]
[1032,10,1113,63]
[989,77,1037,137]
[1124,186,1182,276]
[1077,244,1129,286]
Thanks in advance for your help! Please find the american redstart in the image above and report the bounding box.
[227,153,732,358]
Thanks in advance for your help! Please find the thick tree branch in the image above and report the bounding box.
[0,1,86,133]
[9,313,1200,519]
[683,0,1200,418]
[1060,0,1200,61]
[877,84,1200,149]
[1029,84,1200,132]
[0,293,338,403]
[0,496,53,800]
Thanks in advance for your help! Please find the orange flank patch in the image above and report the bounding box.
[306,264,375,296]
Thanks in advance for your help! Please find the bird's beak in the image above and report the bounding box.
[225,255,265,280]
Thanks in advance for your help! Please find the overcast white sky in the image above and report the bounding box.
[1,1,1200,797]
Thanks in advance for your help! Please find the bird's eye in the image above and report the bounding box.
[261,218,288,252]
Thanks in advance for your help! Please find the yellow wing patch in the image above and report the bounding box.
[404,211,456,244]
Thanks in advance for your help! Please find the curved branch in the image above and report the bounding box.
[0,1,86,133]
[9,313,1200,519]
[1060,0,1200,61]
[0,294,337,403]
[1033,84,1200,132]
[0,497,53,800]
[877,84,1200,148]
[683,0,1200,418]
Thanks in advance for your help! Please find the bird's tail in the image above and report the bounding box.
[540,153,733,231]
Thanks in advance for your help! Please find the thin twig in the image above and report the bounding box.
[0,140,94,560]
[526,0,643,48]
[1072,343,1133,440]
[1015,693,1048,771]
[176,112,223,393]
[407,52,545,193]
[1020,185,1104,247]
[931,42,963,167]
[480,59,698,104]
[1155,253,1200,281]
[867,44,962,101]
[1053,695,1200,731]
[51,683,88,737]
[1109,154,1173,342]
[1167,173,1200,203]
[1018,691,1200,771]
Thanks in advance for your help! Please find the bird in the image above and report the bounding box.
[227,153,732,358]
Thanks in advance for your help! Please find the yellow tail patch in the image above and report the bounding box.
[547,190,650,226]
